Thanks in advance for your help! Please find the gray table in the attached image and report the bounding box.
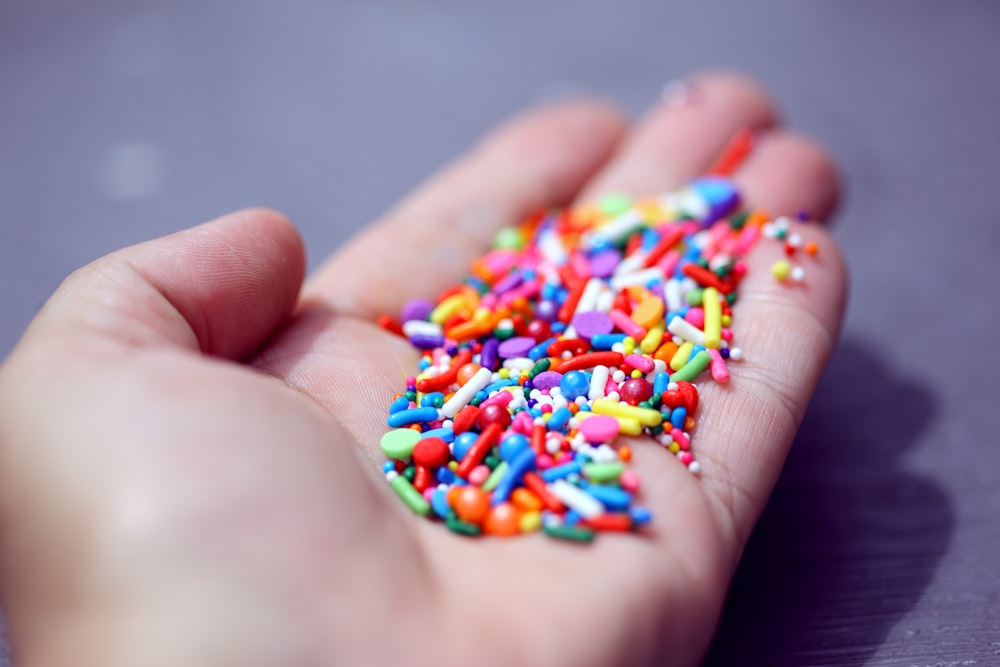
[2,1,998,664]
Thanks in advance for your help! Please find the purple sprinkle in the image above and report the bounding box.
[401,298,434,323]
[492,272,523,295]
[589,250,622,278]
[409,334,444,349]
[480,338,500,370]
[497,336,536,359]
[532,371,563,390]
[535,299,559,322]
[572,311,614,339]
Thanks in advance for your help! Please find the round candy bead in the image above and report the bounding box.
[452,486,491,524]
[559,371,591,400]
[452,431,479,461]
[526,319,553,342]
[499,433,531,462]
[484,502,521,536]
[380,428,422,460]
[412,437,450,468]
[478,403,512,430]
[619,378,653,405]
[457,362,482,386]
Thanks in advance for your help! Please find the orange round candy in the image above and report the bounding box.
[483,502,520,536]
[456,363,482,386]
[452,486,490,524]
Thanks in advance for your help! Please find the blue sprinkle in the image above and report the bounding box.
[671,407,687,429]
[541,461,582,482]
[386,406,439,428]
[421,427,455,443]
[389,396,410,414]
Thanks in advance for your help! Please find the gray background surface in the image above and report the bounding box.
[2,1,999,665]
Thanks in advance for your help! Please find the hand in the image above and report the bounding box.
[0,71,846,667]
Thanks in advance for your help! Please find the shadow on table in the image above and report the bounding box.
[704,338,952,666]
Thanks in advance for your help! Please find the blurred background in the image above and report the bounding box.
[2,1,999,664]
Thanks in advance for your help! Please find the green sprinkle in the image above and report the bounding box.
[670,350,712,383]
[483,454,500,469]
[494,227,524,250]
[390,475,430,516]
[543,523,595,542]
[446,513,481,536]
[729,211,750,230]
[599,193,632,215]
[528,358,551,379]
[583,462,625,483]
[402,465,416,482]
[494,327,515,340]
[482,461,509,492]
[380,428,421,459]
[685,288,704,307]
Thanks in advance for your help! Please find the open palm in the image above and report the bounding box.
[0,72,845,667]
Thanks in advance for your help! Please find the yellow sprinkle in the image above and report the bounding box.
[631,369,643,379]
[591,399,663,427]
[640,323,665,354]
[520,511,542,533]
[668,442,681,454]
[703,286,722,349]
[670,341,694,371]
[772,259,791,281]
[429,293,467,324]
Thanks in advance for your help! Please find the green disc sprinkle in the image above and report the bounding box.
[583,462,625,483]
[380,428,421,460]
[389,474,430,516]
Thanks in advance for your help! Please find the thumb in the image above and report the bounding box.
[20,207,305,361]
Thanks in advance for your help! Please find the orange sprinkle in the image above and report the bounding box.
[805,241,819,256]
[618,445,632,462]
[511,488,543,512]
[483,502,520,536]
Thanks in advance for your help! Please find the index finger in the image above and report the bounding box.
[304,99,628,319]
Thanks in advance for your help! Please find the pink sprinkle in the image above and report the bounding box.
[468,465,490,486]
[736,225,759,254]
[512,411,534,434]
[423,488,436,501]
[578,414,620,443]
[610,309,647,340]
[569,251,591,280]
[536,454,555,469]
[624,354,655,374]
[708,349,730,384]
[677,451,694,466]
[721,328,733,341]
[481,391,513,409]
[620,469,641,492]
[657,249,681,277]
[554,451,574,465]
[671,428,690,450]
[540,403,554,414]
[684,307,705,327]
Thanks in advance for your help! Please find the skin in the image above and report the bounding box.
[0,71,846,667]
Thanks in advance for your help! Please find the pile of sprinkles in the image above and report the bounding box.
[377,163,816,542]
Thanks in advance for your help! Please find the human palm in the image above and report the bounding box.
[0,72,845,667]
